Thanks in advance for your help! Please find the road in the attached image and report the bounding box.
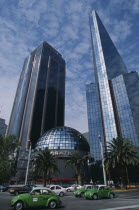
[0,191,139,210]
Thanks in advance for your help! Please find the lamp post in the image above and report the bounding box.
[25,140,31,185]
[98,135,107,186]
[87,157,94,184]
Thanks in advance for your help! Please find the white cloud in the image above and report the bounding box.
[0,0,139,135]
[110,20,131,43]
[132,1,139,14]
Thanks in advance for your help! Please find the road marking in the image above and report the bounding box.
[100,205,139,210]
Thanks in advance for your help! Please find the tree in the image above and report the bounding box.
[33,149,59,186]
[0,134,19,184]
[65,151,88,185]
[104,137,139,188]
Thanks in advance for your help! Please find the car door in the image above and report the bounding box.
[28,189,43,207]
[103,188,110,198]
[56,186,62,194]
[50,186,57,194]
[98,187,105,198]
[41,190,53,206]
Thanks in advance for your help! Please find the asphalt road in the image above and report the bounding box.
[1,191,139,210]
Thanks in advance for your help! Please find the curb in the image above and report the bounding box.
[113,189,139,192]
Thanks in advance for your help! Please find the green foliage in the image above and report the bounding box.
[104,137,139,169]
[0,134,19,184]
[104,137,139,187]
[65,151,88,185]
[33,149,59,186]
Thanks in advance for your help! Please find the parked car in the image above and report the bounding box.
[9,184,36,196]
[10,187,62,210]
[85,186,115,200]
[48,185,66,197]
[74,185,97,198]
[0,185,9,192]
[66,184,82,192]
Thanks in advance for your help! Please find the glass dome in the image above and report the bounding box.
[36,126,90,152]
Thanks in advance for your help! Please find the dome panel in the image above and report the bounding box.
[36,126,89,152]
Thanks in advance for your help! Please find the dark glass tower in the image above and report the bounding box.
[7,42,65,148]
[86,11,139,160]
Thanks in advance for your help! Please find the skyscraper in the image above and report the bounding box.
[86,11,139,160]
[7,42,65,148]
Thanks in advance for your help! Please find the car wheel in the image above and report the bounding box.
[92,194,98,200]
[15,201,24,210]
[49,200,57,209]
[80,192,85,198]
[109,193,114,199]
[14,191,19,196]
[59,191,64,197]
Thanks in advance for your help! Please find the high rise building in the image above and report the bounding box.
[7,42,66,148]
[0,118,7,137]
[86,11,139,160]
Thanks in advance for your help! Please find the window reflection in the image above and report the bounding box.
[36,126,90,152]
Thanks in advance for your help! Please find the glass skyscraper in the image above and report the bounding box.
[86,11,139,160]
[7,42,65,148]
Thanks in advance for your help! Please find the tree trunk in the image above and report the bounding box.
[43,172,47,187]
[77,167,82,185]
[107,169,110,184]
[120,167,127,189]
[125,166,130,185]
[77,174,82,185]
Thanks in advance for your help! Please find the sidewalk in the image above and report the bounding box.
[113,188,139,192]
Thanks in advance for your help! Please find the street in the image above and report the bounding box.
[0,190,139,210]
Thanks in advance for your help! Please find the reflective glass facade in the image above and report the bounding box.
[7,42,65,148]
[36,126,90,152]
[112,73,139,146]
[86,83,104,160]
[89,11,121,147]
[87,11,139,160]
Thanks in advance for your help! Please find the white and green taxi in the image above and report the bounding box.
[10,187,62,210]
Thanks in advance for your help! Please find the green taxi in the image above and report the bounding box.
[85,186,115,200]
[10,187,62,210]
[74,185,97,198]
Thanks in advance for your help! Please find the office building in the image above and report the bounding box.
[7,42,66,149]
[86,11,139,160]
[0,118,7,136]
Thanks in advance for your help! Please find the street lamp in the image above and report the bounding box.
[98,135,107,186]
[87,157,94,184]
[25,140,32,185]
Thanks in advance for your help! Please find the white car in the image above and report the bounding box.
[82,184,95,190]
[96,184,107,188]
[66,184,82,192]
[49,185,66,197]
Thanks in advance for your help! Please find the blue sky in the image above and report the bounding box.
[0,0,139,133]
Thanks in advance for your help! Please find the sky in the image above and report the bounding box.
[0,0,139,134]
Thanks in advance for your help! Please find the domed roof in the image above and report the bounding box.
[36,126,90,152]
